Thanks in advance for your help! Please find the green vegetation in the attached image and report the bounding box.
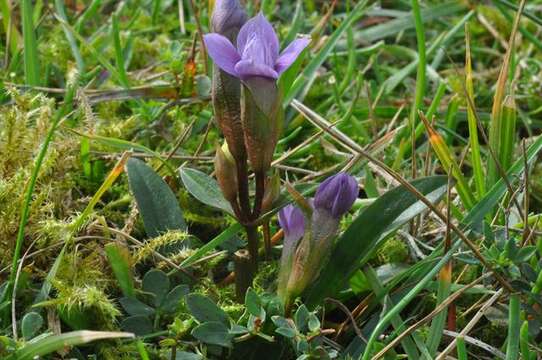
[1,0,542,359]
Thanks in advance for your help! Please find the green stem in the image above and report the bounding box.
[505,294,521,360]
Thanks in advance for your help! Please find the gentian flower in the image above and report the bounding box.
[277,204,307,302]
[314,173,358,218]
[204,13,310,81]
[278,204,306,247]
[277,174,358,309]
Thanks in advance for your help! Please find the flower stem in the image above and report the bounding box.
[245,224,259,271]
[236,157,251,222]
[252,171,265,219]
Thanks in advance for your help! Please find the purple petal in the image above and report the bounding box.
[234,59,278,80]
[211,0,247,38]
[275,38,310,75]
[330,175,358,218]
[204,33,241,77]
[314,173,358,218]
[237,13,279,65]
[278,204,305,240]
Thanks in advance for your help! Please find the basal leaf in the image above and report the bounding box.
[126,158,186,237]
[186,293,230,326]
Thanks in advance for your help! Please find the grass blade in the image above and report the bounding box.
[0,0,20,55]
[364,265,421,359]
[112,13,129,87]
[500,95,517,172]
[180,223,242,268]
[54,0,85,73]
[457,336,468,360]
[22,0,40,85]
[465,23,485,198]
[420,114,476,209]
[487,0,525,188]
[284,0,368,104]
[12,331,134,360]
[505,294,520,360]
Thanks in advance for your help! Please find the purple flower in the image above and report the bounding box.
[278,204,305,243]
[314,173,358,218]
[204,13,310,80]
[211,0,247,39]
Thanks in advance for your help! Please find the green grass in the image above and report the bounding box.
[1,1,542,359]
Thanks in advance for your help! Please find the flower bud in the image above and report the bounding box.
[210,0,248,163]
[214,143,238,204]
[278,174,358,307]
[313,173,358,218]
[262,172,280,212]
[277,204,306,302]
[241,77,283,174]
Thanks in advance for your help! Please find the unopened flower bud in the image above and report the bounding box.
[262,172,281,212]
[277,204,306,302]
[214,143,238,204]
[314,173,358,218]
[209,0,248,163]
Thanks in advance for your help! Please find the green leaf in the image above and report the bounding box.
[160,285,189,313]
[276,327,296,338]
[119,297,155,317]
[105,243,135,298]
[245,288,262,318]
[142,269,170,307]
[284,0,369,104]
[307,313,320,333]
[191,321,233,348]
[175,352,203,360]
[21,312,43,340]
[120,316,154,337]
[22,0,40,86]
[294,305,310,332]
[304,176,448,307]
[186,294,230,326]
[180,167,234,215]
[126,158,186,237]
[180,223,242,269]
[11,331,133,360]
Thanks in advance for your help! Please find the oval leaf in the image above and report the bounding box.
[143,269,170,307]
[21,312,43,340]
[191,321,232,348]
[186,293,230,326]
[126,158,186,237]
[120,315,154,337]
[180,167,233,214]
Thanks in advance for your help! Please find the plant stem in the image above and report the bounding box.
[245,225,259,271]
[234,249,253,302]
[236,157,251,222]
[252,171,265,218]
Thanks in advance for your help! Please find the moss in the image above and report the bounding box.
[376,237,409,264]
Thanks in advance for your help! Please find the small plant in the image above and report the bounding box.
[120,269,189,336]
